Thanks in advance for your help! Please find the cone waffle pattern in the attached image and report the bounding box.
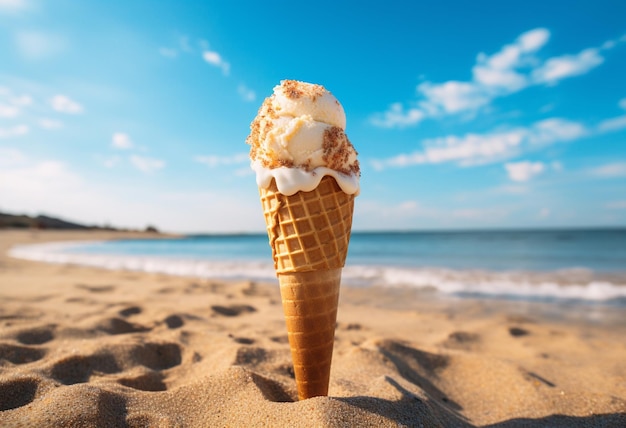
[279,269,340,400]
[259,176,355,274]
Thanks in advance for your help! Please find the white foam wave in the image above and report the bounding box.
[10,241,626,303]
[342,265,626,302]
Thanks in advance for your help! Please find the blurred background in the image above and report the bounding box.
[1,0,625,233]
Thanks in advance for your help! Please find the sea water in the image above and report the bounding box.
[10,229,626,304]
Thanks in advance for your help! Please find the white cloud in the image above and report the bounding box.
[10,94,32,106]
[0,93,33,118]
[161,36,252,102]
[202,50,230,75]
[418,81,489,114]
[50,95,83,114]
[0,153,88,221]
[195,153,248,167]
[505,161,545,182]
[0,124,29,138]
[0,156,124,228]
[370,103,425,128]
[0,103,20,118]
[0,0,30,13]
[596,98,626,132]
[597,115,626,133]
[15,31,66,60]
[0,160,82,195]
[373,118,586,169]
[532,48,604,84]
[471,28,549,92]
[0,147,26,167]
[420,130,525,165]
[38,118,63,130]
[0,151,263,233]
[130,155,165,173]
[202,50,221,64]
[527,118,587,145]
[237,84,256,102]
[371,28,621,128]
[589,162,626,178]
[472,66,526,92]
[112,132,133,149]
[517,28,551,51]
[102,155,121,168]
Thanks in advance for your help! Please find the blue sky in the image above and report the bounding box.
[0,0,625,233]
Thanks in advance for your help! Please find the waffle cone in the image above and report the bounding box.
[258,176,354,274]
[258,175,354,399]
[279,269,340,400]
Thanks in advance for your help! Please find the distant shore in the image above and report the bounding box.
[1,229,625,427]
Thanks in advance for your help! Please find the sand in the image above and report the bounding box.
[0,229,625,427]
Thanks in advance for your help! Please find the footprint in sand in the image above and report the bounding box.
[75,284,116,293]
[118,371,167,391]
[344,323,363,330]
[96,317,151,335]
[163,314,184,329]
[50,352,122,385]
[509,326,530,337]
[442,331,481,350]
[0,343,46,364]
[184,282,221,294]
[133,342,182,371]
[47,342,182,385]
[234,347,268,366]
[15,326,55,345]
[0,377,39,411]
[336,322,363,331]
[118,306,142,317]
[228,334,254,345]
[270,335,289,344]
[211,304,257,317]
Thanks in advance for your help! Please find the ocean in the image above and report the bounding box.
[10,229,626,305]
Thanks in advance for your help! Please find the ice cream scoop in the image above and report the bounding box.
[248,80,360,195]
[247,80,360,400]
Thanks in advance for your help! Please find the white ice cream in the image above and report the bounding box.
[247,80,360,196]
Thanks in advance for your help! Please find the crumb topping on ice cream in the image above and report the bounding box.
[247,80,360,196]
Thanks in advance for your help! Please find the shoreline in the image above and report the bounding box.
[1,229,625,427]
[7,230,626,308]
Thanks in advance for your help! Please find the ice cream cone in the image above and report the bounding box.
[259,175,354,399]
[249,80,359,400]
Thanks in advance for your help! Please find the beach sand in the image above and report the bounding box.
[0,230,625,427]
